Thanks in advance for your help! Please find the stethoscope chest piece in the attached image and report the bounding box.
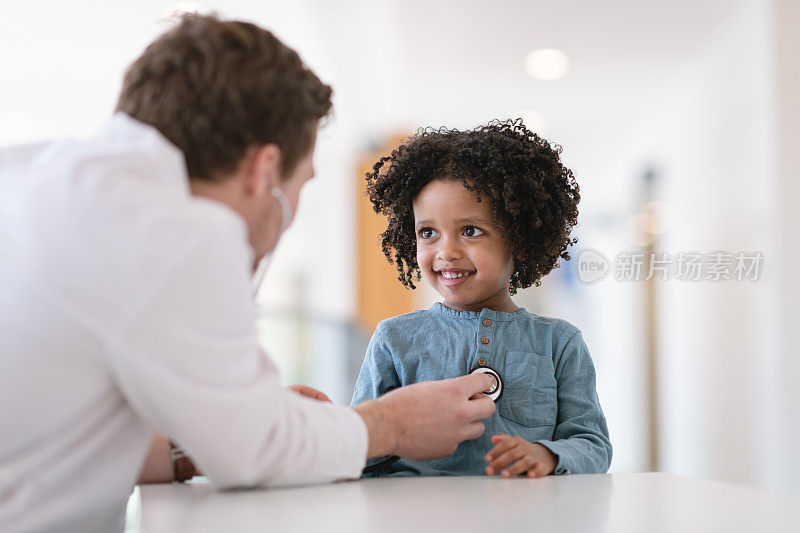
[470,365,503,402]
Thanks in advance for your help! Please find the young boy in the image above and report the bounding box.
[352,120,611,478]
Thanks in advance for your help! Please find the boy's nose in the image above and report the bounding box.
[435,235,463,261]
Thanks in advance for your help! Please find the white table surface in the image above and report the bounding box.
[131,472,800,533]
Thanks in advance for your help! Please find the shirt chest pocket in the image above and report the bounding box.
[498,351,557,428]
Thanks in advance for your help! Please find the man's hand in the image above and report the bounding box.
[352,373,496,460]
[484,434,557,478]
[286,384,332,403]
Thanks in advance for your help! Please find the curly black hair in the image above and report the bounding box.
[365,119,580,294]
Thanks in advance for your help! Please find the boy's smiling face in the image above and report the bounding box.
[413,179,518,313]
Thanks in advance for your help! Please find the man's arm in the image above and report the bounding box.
[137,374,496,484]
[136,385,336,485]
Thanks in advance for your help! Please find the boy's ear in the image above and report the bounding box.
[243,143,282,197]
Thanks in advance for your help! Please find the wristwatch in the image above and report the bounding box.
[169,441,198,482]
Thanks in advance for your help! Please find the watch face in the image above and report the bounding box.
[469,365,503,402]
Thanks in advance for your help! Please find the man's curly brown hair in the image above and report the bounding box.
[365,119,580,294]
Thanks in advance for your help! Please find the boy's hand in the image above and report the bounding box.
[286,384,332,403]
[485,434,557,478]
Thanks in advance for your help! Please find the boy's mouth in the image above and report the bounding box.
[436,268,476,287]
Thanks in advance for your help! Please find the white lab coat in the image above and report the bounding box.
[0,114,367,533]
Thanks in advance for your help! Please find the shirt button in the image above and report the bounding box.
[478,358,487,366]
[480,337,490,345]
[483,319,492,327]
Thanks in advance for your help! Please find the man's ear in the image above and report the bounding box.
[244,144,282,197]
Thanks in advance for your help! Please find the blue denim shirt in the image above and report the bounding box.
[351,303,611,477]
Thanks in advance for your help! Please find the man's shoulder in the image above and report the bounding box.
[29,115,245,250]
[46,113,183,176]
[3,117,252,321]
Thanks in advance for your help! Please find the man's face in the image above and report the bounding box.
[250,142,316,262]
[278,146,316,227]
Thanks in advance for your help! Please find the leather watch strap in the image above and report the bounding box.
[169,441,198,482]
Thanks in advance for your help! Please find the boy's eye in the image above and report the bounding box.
[463,226,484,237]
[418,228,437,239]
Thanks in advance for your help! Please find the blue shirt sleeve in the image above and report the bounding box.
[351,324,404,476]
[533,330,612,474]
[351,323,401,406]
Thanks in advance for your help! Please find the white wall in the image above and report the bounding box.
[581,0,791,489]
[655,0,776,487]
[772,0,800,492]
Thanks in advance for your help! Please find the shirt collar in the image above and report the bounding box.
[430,302,528,322]
[96,112,189,191]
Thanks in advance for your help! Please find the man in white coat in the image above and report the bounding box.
[0,15,495,532]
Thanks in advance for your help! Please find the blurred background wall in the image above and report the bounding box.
[2,0,798,491]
